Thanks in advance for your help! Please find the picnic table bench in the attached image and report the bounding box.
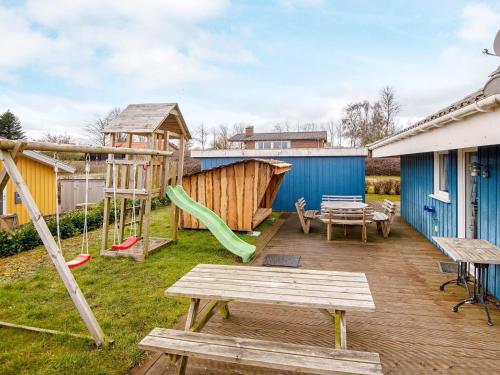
[140,264,378,374]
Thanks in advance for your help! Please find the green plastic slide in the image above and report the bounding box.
[166,185,256,263]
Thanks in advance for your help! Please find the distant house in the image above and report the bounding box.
[1,151,75,225]
[369,65,500,299]
[229,126,327,149]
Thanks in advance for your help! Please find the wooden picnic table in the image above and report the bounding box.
[433,237,500,325]
[166,264,375,350]
[322,201,368,210]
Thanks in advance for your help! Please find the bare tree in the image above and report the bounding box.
[85,107,121,146]
[216,124,231,149]
[379,86,401,136]
[195,122,209,149]
[37,132,75,144]
[271,121,291,133]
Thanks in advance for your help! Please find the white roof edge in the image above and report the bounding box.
[191,148,368,158]
[23,150,76,173]
[369,94,500,152]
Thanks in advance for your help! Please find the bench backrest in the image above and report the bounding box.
[326,207,374,224]
[322,195,363,202]
[381,199,396,221]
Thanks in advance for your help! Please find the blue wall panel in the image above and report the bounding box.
[401,151,458,241]
[198,156,366,212]
[478,145,500,298]
[401,149,500,299]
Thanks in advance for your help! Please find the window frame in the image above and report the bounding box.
[430,150,451,203]
[256,140,290,149]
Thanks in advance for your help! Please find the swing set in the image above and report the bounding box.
[0,103,190,347]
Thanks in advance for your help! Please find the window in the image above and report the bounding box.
[431,151,450,202]
[256,141,290,149]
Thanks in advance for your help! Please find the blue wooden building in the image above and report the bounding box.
[369,65,500,300]
[191,148,367,212]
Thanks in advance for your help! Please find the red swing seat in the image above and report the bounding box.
[111,236,140,251]
[66,254,92,269]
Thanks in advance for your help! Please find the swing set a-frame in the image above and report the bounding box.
[0,138,174,347]
[0,104,190,347]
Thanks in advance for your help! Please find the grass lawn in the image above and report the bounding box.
[366,193,400,202]
[0,206,278,375]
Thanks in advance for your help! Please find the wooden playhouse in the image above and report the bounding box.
[180,159,291,231]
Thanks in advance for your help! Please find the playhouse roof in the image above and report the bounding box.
[103,103,191,139]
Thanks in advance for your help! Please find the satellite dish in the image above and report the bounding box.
[494,29,500,56]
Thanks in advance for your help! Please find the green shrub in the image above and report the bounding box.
[394,180,401,195]
[13,223,42,252]
[0,230,18,257]
[365,182,373,194]
[373,181,384,194]
[381,180,394,195]
[0,197,170,258]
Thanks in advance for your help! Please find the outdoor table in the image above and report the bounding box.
[433,237,500,326]
[322,201,368,210]
[321,201,369,241]
[166,264,375,349]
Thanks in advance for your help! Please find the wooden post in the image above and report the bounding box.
[162,131,171,195]
[118,134,133,242]
[172,136,186,242]
[0,139,26,192]
[177,298,200,375]
[101,134,116,254]
[0,150,107,346]
[142,135,154,260]
[334,310,347,349]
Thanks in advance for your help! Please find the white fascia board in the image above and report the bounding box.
[191,148,368,158]
[371,109,500,157]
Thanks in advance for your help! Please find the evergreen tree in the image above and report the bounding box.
[0,110,25,140]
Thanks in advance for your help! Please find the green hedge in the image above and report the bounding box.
[0,196,169,258]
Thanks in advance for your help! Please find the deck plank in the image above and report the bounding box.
[137,213,500,374]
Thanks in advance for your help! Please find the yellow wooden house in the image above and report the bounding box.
[1,151,75,225]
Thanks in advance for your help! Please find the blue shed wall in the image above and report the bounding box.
[401,148,500,299]
[198,156,366,212]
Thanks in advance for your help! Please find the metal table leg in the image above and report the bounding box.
[452,263,500,326]
[440,261,472,295]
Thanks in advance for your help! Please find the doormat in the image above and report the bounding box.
[438,261,458,274]
[263,254,301,268]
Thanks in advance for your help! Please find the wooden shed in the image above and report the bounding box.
[1,151,75,225]
[180,159,291,232]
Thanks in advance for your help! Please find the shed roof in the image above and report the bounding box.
[184,158,291,177]
[24,151,75,173]
[103,103,191,139]
[229,131,327,142]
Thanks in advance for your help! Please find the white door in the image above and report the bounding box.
[464,151,479,239]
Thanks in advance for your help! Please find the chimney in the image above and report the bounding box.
[245,126,254,137]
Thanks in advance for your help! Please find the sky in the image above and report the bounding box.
[0,0,500,143]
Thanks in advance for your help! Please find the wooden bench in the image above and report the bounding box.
[320,207,374,242]
[295,197,319,234]
[140,328,383,375]
[372,200,396,238]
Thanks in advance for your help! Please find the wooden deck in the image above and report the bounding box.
[135,214,500,374]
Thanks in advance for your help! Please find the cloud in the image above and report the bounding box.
[458,3,500,43]
[0,92,111,140]
[0,0,257,89]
